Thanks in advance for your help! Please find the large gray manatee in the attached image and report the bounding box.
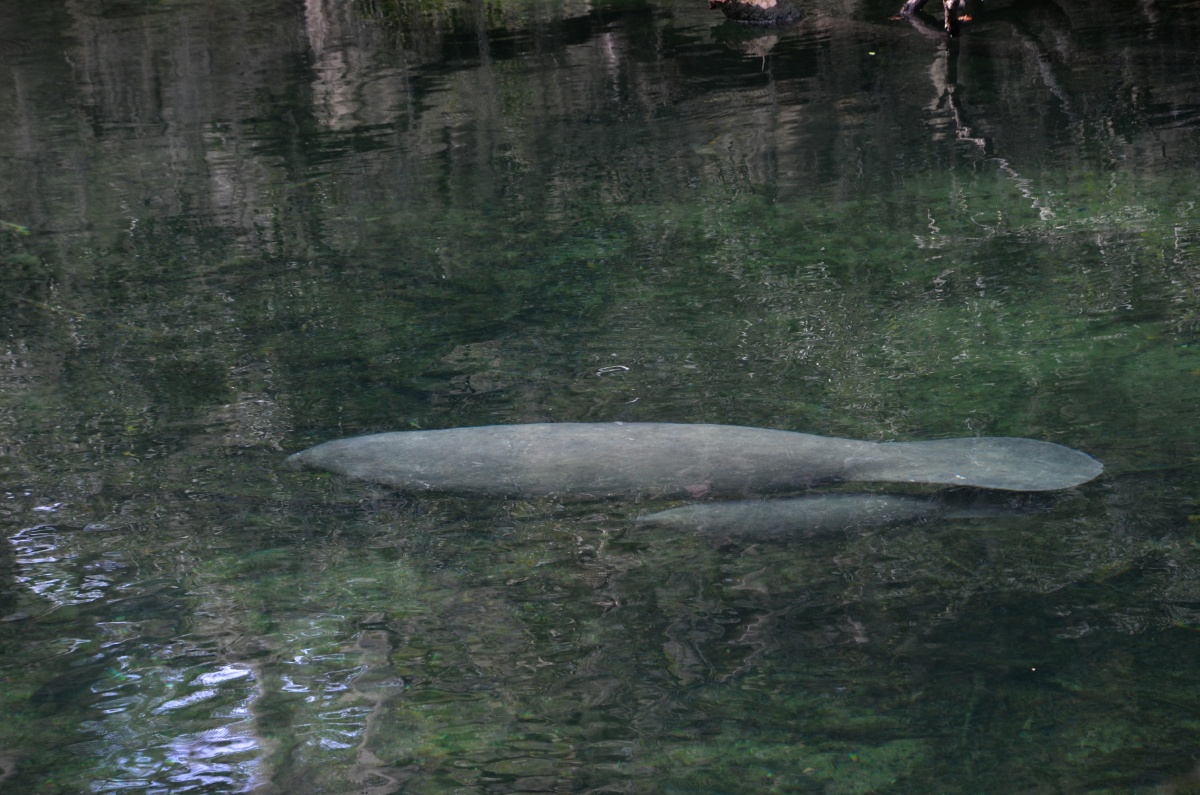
[285,422,1102,497]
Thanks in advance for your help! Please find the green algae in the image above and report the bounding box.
[1,2,1199,790]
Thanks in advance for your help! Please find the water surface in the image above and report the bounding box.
[2,0,1199,792]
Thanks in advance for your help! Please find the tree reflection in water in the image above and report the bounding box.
[1,0,1199,791]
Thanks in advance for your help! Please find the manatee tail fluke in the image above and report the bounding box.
[848,437,1103,491]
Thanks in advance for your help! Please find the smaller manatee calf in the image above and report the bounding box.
[636,493,1034,536]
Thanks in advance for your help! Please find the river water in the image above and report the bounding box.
[2,0,1199,792]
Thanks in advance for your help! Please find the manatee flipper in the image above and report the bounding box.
[847,437,1103,492]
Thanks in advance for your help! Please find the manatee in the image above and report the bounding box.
[285,422,1102,497]
[636,493,1034,536]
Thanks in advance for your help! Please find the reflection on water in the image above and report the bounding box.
[12,524,117,605]
[2,0,1200,791]
[9,522,268,792]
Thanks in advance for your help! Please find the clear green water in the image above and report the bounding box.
[2,0,1199,792]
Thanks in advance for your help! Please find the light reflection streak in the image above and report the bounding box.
[87,661,266,794]
[10,524,112,606]
[7,529,399,791]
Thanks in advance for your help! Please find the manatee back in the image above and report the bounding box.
[285,422,864,497]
